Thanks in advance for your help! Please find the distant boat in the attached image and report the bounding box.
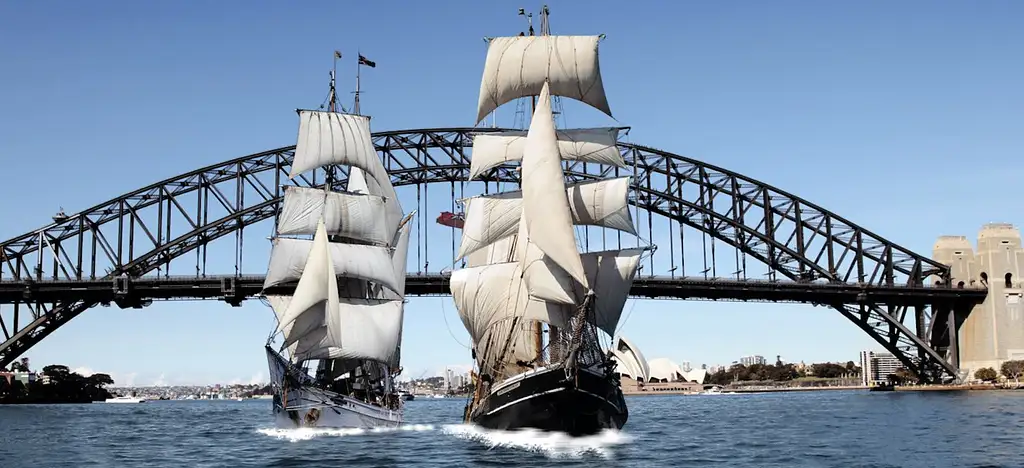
[869,382,896,392]
[399,391,414,401]
[104,395,146,403]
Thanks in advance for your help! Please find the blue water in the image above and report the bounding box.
[1,391,1022,467]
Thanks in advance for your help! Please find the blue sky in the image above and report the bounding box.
[0,1,1021,386]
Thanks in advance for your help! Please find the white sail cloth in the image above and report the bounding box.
[457,177,636,260]
[376,213,414,301]
[450,262,572,343]
[292,299,404,363]
[453,248,644,341]
[263,237,400,294]
[476,36,612,124]
[274,221,341,345]
[276,186,391,245]
[469,128,625,179]
[519,82,589,291]
[268,294,404,364]
[290,111,382,180]
[288,111,405,240]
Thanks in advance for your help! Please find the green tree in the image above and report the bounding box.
[975,367,998,382]
[886,368,916,385]
[1000,360,1024,382]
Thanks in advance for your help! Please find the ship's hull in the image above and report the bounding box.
[266,346,402,429]
[466,364,627,436]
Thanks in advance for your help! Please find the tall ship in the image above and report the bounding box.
[262,53,414,429]
[451,7,650,435]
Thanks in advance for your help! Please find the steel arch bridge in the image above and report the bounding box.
[0,128,986,382]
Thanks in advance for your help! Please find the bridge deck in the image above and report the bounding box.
[0,275,988,307]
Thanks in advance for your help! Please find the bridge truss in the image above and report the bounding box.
[0,128,986,381]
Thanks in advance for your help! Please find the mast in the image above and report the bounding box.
[354,50,361,115]
[331,50,341,113]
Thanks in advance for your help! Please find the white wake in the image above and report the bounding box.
[257,423,435,442]
[441,424,632,459]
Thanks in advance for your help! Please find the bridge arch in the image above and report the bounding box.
[0,128,966,381]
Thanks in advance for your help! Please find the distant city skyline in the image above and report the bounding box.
[2,2,1022,384]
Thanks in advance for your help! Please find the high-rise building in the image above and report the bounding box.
[740,355,766,366]
[859,350,902,385]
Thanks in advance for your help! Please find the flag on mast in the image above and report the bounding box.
[358,54,376,68]
[334,50,342,59]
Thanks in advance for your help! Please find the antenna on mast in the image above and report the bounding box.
[330,50,342,113]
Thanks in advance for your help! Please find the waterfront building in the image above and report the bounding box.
[859,350,902,386]
[608,337,706,394]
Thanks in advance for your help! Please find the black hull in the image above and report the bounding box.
[467,365,627,436]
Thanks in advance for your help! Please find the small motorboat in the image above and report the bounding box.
[104,395,146,403]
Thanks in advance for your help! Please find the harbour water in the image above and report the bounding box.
[1,390,1021,467]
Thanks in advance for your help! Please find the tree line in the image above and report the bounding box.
[1,364,115,404]
[974,360,1024,383]
[706,361,861,385]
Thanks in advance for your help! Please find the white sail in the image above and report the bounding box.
[523,248,643,332]
[584,248,644,336]
[274,220,340,338]
[469,128,625,179]
[377,212,415,301]
[346,165,405,253]
[347,166,370,194]
[276,186,391,244]
[457,177,636,260]
[519,82,588,292]
[453,248,642,345]
[290,111,382,179]
[266,295,300,356]
[289,111,404,238]
[450,262,573,343]
[476,35,612,124]
[264,237,400,294]
[291,299,405,364]
[466,235,517,268]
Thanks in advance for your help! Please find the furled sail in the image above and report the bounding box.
[276,186,391,244]
[476,35,612,124]
[519,82,589,293]
[263,237,400,294]
[457,177,636,260]
[469,128,625,179]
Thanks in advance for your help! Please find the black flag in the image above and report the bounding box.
[334,50,342,59]
[358,54,376,68]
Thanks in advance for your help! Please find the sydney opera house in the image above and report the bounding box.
[608,336,708,394]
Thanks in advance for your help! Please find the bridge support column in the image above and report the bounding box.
[947,307,960,373]
[221,277,243,307]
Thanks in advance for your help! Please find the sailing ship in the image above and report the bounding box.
[262,53,414,429]
[452,7,650,435]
